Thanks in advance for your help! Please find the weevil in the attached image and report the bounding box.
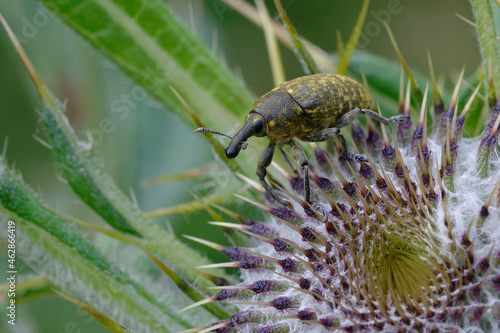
[196,73,408,208]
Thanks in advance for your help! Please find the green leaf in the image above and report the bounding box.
[0,162,215,330]
[133,239,235,320]
[469,0,500,91]
[38,0,271,192]
[0,276,52,305]
[0,216,194,332]
[40,0,254,133]
[38,99,233,285]
[0,10,233,286]
[42,104,141,236]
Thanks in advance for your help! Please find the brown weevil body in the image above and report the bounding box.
[197,74,408,208]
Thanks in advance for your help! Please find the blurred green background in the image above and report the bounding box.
[0,0,480,331]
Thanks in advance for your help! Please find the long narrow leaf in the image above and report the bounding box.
[40,0,254,129]
[0,12,232,287]
[0,162,215,330]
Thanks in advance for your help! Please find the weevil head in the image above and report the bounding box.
[225,112,267,159]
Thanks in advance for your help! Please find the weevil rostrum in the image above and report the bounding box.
[196,73,408,208]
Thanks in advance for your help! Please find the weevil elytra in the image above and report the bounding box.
[197,73,408,208]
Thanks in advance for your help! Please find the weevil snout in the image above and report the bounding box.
[224,113,267,159]
[225,121,254,158]
[224,145,241,159]
[194,126,250,159]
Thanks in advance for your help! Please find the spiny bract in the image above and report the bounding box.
[186,74,500,333]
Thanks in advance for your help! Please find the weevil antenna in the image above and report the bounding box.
[194,127,248,150]
[194,127,232,139]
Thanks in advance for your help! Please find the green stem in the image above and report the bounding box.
[469,0,500,92]
[256,0,286,85]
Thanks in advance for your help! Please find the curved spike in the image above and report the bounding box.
[420,83,429,125]
[208,201,255,225]
[351,120,367,150]
[197,262,240,269]
[247,251,299,273]
[482,97,500,140]
[366,116,383,157]
[378,104,390,146]
[176,327,205,333]
[384,22,421,99]
[435,157,455,247]
[235,173,264,191]
[271,160,292,179]
[486,178,500,209]
[335,0,370,75]
[477,111,500,178]
[412,83,429,153]
[456,83,481,138]
[233,194,273,211]
[183,235,224,251]
[439,68,464,135]
[376,104,396,167]
[361,148,384,186]
[207,285,249,290]
[377,161,402,202]
[179,297,215,313]
[423,107,429,152]
[0,13,51,101]
[324,152,348,185]
[208,221,245,230]
[450,97,459,145]
[428,50,444,116]
[399,71,405,113]
[476,178,500,229]
[199,322,229,333]
[210,221,277,246]
[443,118,456,192]
[450,68,465,108]
[488,57,497,107]
[490,110,500,136]
[397,76,413,146]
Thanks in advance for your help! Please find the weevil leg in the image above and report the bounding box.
[332,108,385,127]
[348,152,369,163]
[335,108,410,128]
[302,127,348,156]
[288,141,328,221]
[257,143,291,207]
[387,115,411,123]
[289,141,310,202]
[303,109,409,161]
[279,147,300,177]
[301,127,342,143]
[302,128,367,162]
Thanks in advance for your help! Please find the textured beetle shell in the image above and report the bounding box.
[284,74,373,117]
[252,74,373,143]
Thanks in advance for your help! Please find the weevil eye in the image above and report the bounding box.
[254,119,264,134]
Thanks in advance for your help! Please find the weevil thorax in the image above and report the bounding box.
[225,89,301,158]
[251,88,303,143]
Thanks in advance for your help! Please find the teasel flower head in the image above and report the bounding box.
[185,80,500,332]
[183,46,500,333]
